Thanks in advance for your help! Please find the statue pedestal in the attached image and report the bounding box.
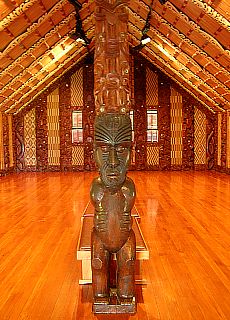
[93,289,136,314]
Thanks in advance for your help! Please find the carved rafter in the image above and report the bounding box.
[0,0,229,113]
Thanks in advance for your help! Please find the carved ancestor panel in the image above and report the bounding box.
[182,97,194,170]
[36,97,48,171]
[170,87,183,167]
[94,0,130,114]
[8,115,14,168]
[47,88,60,167]
[59,78,72,171]
[158,73,171,170]
[134,56,147,170]
[206,112,215,170]
[217,113,222,167]
[83,62,96,171]
[194,107,206,167]
[14,114,24,171]
[0,113,4,170]
[24,108,37,168]
[227,111,230,169]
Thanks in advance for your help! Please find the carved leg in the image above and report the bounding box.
[91,228,109,303]
[117,229,136,302]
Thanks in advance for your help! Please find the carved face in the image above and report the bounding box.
[94,113,132,189]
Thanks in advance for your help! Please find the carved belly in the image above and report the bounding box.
[94,210,131,252]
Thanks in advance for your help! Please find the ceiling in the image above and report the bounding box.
[0,0,229,114]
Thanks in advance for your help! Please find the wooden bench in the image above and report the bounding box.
[76,202,149,284]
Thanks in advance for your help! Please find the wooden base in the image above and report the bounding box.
[93,289,136,314]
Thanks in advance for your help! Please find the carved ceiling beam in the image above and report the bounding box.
[129,30,226,112]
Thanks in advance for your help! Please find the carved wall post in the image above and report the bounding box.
[91,0,136,314]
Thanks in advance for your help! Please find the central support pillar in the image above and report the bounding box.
[91,0,136,314]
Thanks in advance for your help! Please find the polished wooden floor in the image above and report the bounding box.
[0,171,229,320]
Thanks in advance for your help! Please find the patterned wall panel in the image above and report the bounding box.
[146,67,158,107]
[36,97,48,171]
[8,115,14,168]
[158,73,171,170]
[59,78,72,171]
[147,145,159,166]
[47,88,60,167]
[227,111,230,169]
[217,113,222,166]
[24,108,37,167]
[182,96,194,170]
[221,112,227,169]
[194,107,206,165]
[83,61,96,171]
[170,87,183,166]
[71,67,83,106]
[0,113,4,170]
[72,146,84,166]
[134,55,147,170]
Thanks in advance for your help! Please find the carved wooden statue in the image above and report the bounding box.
[91,0,136,314]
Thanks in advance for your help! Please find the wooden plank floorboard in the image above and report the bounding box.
[0,171,229,319]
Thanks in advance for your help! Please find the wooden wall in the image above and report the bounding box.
[7,54,229,174]
[0,113,14,176]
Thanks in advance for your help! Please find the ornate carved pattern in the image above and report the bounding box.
[194,107,206,166]
[59,78,72,171]
[191,0,230,29]
[2,114,9,171]
[94,0,130,114]
[134,55,146,170]
[221,112,227,169]
[36,97,48,171]
[14,114,25,171]
[217,113,222,167]
[83,62,96,171]
[0,0,40,31]
[206,111,215,170]
[7,114,14,168]
[47,88,60,167]
[24,108,37,168]
[165,2,229,54]
[71,68,84,106]
[14,48,89,114]
[1,0,70,57]
[146,67,158,107]
[227,111,230,169]
[182,96,194,170]
[0,113,4,171]
[158,73,171,170]
[170,87,183,167]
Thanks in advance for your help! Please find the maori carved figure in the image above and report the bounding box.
[94,0,130,114]
[91,0,136,313]
[91,114,136,312]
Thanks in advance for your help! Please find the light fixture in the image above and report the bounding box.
[68,0,91,47]
[141,34,151,45]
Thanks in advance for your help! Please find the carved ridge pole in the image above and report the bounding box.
[91,0,136,314]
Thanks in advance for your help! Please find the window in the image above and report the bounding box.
[147,109,158,142]
[129,110,134,142]
[72,111,83,143]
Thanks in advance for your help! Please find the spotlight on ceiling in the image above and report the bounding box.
[141,34,151,45]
